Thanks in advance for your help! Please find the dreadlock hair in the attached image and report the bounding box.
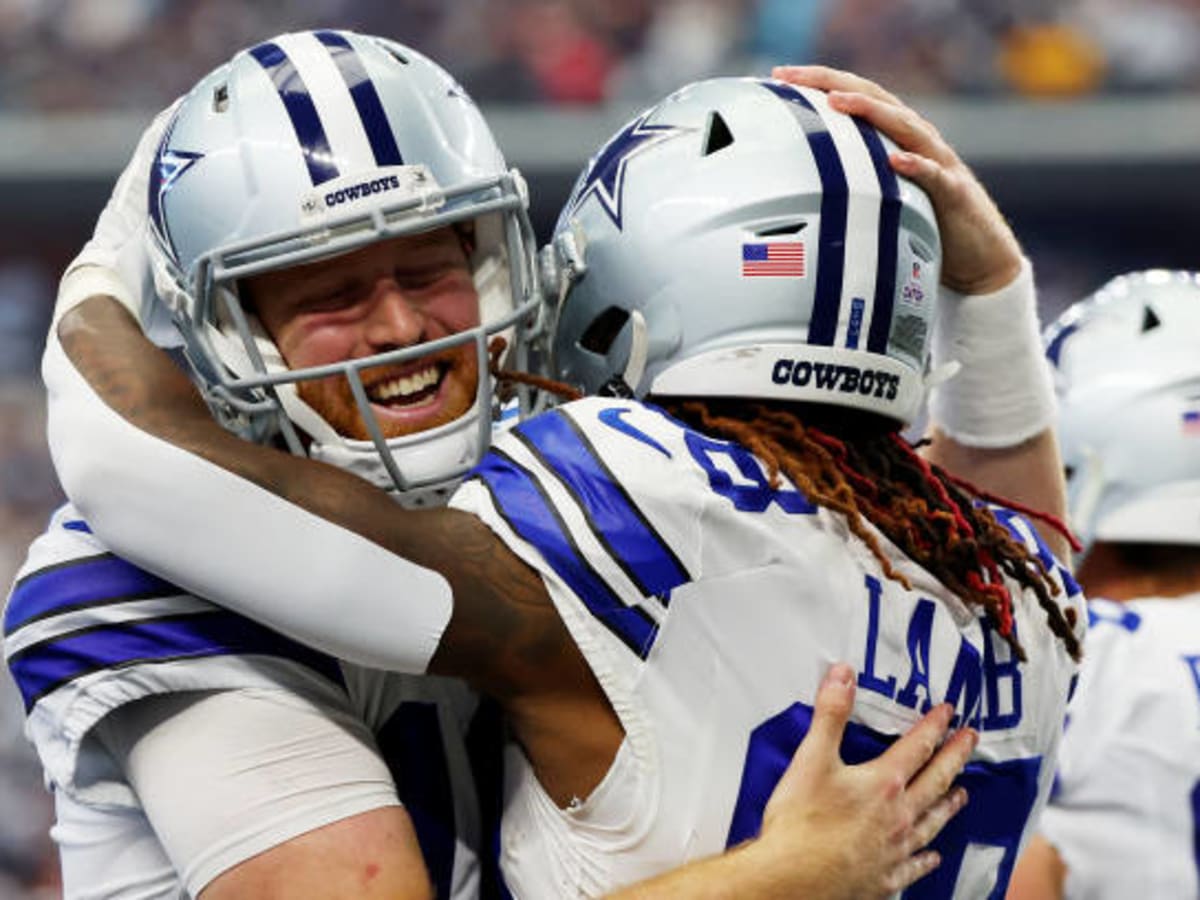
[486,339,1081,662]
[653,397,1081,662]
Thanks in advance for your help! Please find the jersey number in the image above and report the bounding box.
[727,701,1042,898]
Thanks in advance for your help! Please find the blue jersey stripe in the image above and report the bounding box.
[377,703,455,900]
[759,81,848,347]
[5,554,178,636]
[515,411,689,601]
[990,507,1082,598]
[315,31,405,168]
[249,41,340,186]
[8,611,342,712]
[468,454,658,657]
[857,119,901,354]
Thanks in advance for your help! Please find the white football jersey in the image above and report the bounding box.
[1038,594,1200,899]
[451,396,1085,899]
[3,505,494,899]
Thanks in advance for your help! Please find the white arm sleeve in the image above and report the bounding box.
[43,335,453,673]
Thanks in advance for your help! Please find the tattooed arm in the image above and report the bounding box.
[55,293,620,803]
[54,295,563,691]
[57,294,979,895]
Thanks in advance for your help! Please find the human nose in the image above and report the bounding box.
[361,280,425,352]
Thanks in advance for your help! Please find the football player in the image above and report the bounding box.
[7,36,971,900]
[8,31,537,900]
[1008,271,1200,899]
[51,65,1084,897]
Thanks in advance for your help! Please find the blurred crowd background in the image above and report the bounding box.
[2,1,1200,896]
[4,0,1200,109]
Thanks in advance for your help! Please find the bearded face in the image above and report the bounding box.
[246,227,481,440]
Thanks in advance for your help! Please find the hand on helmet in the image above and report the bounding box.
[772,65,1023,296]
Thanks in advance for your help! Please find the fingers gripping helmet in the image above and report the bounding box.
[542,77,941,425]
[1045,270,1200,548]
[146,30,541,504]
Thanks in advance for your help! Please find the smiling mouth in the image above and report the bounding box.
[366,363,447,409]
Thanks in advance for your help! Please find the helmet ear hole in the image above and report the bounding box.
[378,42,410,65]
[579,306,631,355]
[755,221,807,238]
[1141,305,1161,332]
[702,111,734,156]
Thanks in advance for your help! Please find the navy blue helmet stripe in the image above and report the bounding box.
[759,81,848,347]
[315,31,405,168]
[1044,322,1078,367]
[857,119,901,354]
[7,611,343,712]
[249,41,340,186]
[5,554,179,636]
[468,453,659,657]
[514,410,689,602]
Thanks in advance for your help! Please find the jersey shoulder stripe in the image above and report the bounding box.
[5,551,177,635]
[467,446,659,658]
[9,608,344,712]
[5,513,344,712]
[988,505,1083,599]
[513,407,691,600]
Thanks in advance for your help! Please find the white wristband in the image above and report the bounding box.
[929,258,1055,448]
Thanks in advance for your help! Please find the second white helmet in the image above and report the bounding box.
[1046,269,1200,548]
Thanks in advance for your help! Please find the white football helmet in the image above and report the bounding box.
[146,30,541,504]
[541,77,941,425]
[1045,269,1200,548]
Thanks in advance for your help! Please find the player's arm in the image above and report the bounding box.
[773,67,1069,561]
[59,298,977,895]
[54,294,566,694]
[608,665,975,900]
[1006,834,1067,900]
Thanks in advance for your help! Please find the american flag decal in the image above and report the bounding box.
[742,242,805,277]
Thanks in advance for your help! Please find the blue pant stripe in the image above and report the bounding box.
[249,41,340,186]
[515,411,689,601]
[857,119,901,354]
[469,455,658,657]
[8,611,343,712]
[315,31,405,168]
[5,554,177,636]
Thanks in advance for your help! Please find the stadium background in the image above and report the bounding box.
[0,1,1197,895]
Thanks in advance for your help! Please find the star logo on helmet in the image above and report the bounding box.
[567,110,688,230]
[148,116,204,262]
